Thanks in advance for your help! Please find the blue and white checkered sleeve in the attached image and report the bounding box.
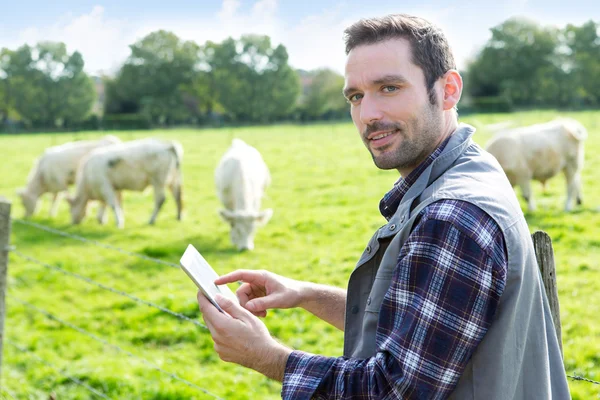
[281,350,336,400]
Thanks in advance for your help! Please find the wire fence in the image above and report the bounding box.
[9,296,224,399]
[3,217,600,398]
[0,386,17,400]
[12,219,180,269]
[5,339,113,399]
[11,249,209,331]
[2,218,227,398]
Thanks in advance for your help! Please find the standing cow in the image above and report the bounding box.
[215,139,272,251]
[485,118,587,211]
[17,135,121,217]
[68,138,184,228]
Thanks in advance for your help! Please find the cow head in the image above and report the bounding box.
[16,188,37,217]
[66,195,88,225]
[219,208,273,251]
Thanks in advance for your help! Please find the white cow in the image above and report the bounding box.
[16,135,121,217]
[485,118,587,211]
[68,138,184,228]
[215,139,272,251]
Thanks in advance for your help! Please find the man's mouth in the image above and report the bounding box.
[371,131,395,140]
[368,129,399,149]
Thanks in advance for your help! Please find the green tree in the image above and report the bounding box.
[0,49,10,123]
[206,35,300,123]
[2,42,95,128]
[297,68,348,120]
[105,30,201,125]
[466,17,561,107]
[565,21,600,106]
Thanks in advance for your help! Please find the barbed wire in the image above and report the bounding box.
[11,249,208,331]
[10,296,224,400]
[12,219,180,269]
[4,339,112,399]
[9,219,600,390]
[567,374,600,385]
[0,387,17,400]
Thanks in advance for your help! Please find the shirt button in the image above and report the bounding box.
[367,297,372,306]
[389,224,396,231]
[400,215,405,223]
[351,305,359,314]
[366,245,371,253]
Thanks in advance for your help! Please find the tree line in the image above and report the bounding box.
[463,17,600,112]
[0,17,598,131]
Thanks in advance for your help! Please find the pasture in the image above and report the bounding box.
[0,110,599,399]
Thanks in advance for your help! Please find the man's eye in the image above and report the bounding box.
[382,86,398,93]
[348,93,363,103]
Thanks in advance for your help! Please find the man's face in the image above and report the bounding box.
[344,38,444,172]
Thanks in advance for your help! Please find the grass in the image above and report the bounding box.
[0,110,599,399]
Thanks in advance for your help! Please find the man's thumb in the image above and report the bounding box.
[215,294,247,319]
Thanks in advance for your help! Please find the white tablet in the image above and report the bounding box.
[179,244,238,313]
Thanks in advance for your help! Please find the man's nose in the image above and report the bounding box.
[359,94,383,125]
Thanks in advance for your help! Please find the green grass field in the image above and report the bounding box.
[1,110,599,399]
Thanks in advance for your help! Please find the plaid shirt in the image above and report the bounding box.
[282,137,508,399]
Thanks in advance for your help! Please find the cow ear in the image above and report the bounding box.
[219,209,236,224]
[16,188,25,197]
[256,208,273,226]
[566,123,588,141]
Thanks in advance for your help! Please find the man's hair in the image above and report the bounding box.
[344,14,456,104]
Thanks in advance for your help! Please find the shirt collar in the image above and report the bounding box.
[379,135,452,220]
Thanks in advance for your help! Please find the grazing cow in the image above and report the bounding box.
[68,138,183,228]
[16,135,121,217]
[215,139,272,251]
[485,118,587,211]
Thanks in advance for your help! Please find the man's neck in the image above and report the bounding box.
[398,116,459,178]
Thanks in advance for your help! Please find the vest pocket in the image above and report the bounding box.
[365,275,393,314]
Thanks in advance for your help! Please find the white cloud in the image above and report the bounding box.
[2,5,134,76]
[281,6,351,73]
[218,0,241,20]
[1,0,591,77]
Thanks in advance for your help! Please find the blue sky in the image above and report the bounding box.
[1,0,598,76]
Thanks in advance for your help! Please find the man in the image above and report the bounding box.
[197,14,570,399]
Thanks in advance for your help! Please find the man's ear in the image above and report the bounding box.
[441,69,463,111]
[219,209,236,224]
[256,208,273,226]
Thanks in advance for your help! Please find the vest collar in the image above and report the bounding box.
[377,123,476,240]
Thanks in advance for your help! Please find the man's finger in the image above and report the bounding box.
[236,282,255,307]
[215,294,252,320]
[197,291,225,320]
[215,269,265,285]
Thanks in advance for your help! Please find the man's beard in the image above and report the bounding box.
[363,104,442,171]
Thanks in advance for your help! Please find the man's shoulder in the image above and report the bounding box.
[417,199,505,255]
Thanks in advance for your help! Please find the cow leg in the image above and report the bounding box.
[564,165,582,211]
[517,178,535,211]
[49,192,62,217]
[101,184,124,228]
[149,185,166,225]
[97,202,107,224]
[169,181,183,221]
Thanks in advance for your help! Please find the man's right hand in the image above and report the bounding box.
[215,270,308,317]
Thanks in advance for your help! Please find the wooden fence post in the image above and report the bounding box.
[0,199,11,387]
[532,230,562,356]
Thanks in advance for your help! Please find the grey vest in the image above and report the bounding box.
[344,124,570,399]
